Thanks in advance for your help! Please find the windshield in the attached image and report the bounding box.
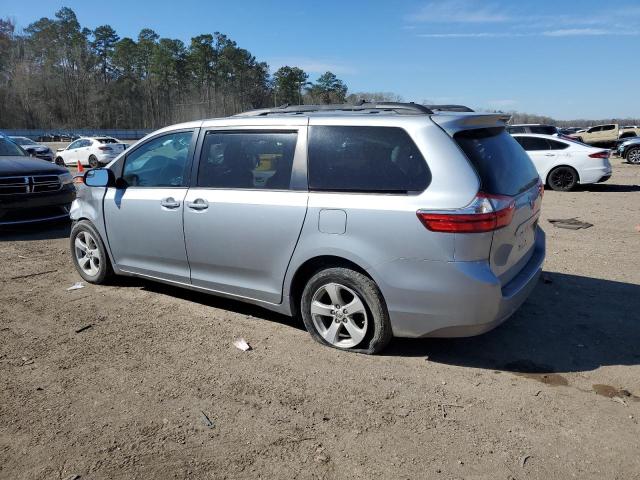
[10,137,36,146]
[455,127,539,197]
[0,137,27,156]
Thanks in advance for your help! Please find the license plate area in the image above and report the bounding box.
[515,214,539,252]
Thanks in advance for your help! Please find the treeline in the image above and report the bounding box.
[0,8,354,129]
[498,111,640,128]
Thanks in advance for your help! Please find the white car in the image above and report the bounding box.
[55,137,127,168]
[512,134,612,191]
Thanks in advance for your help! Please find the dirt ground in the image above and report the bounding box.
[1,157,639,480]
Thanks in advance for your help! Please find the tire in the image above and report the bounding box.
[627,146,640,165]
[547,166,578,191]
[576,137,584,143]
[300,267,392,354]
[55,157,65,166]
[70,220,114,284]
[88,155,99,168]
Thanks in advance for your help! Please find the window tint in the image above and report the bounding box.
[588,126,602,133]
[547,139,569,150]
[514,136,550,151]
[529,125,557,135]
[601,124,615,131]
[122,131,193,187]
[68,139,83,149]
[455,128,539,197]
[198,131,297,189]
[80,139,92,147]
[507,126,526,134]
[308,126,430,193]
[97,138,118,144]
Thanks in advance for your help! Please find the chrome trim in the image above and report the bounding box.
[0,175,62,195]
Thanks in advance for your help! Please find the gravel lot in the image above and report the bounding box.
[1,157,639,480]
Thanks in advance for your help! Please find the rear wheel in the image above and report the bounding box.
[70,221,113,284]
[547,166,578,191]
[627,146,640,164]
[55,157,65,166]
[88,155,99,168]
[300,267,392,354]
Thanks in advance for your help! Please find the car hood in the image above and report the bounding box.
[621,137,640,147]
[23,145,50,153]
[0,156,68,176]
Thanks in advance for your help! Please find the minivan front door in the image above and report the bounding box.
[104,130,196,283]
[183,127,308,304]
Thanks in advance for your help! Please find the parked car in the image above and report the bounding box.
[507,124,559,135]
[617,136,640,164]
[0,136,75,225]
[69,103,545,354]
[513,134,612,191]
[569,124,640,146]
[9,136,55,162]
[55,136,128,167]
[559,127,582,135]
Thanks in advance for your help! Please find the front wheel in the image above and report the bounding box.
[55,157,65,166]
[300,267,392,354]
[547,166,578,191]
[627,146,640,164]
[70,221,114,284]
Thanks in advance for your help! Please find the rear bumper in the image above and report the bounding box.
[580,164,612,184]
[376,228,545,338]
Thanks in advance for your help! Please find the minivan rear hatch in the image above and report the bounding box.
[453,126,542,285]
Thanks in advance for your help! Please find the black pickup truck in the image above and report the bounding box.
[0,135,75,225]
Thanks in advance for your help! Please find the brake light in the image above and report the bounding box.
[589,150,610,159]
[98,146,112,151]
[417,192,515,233]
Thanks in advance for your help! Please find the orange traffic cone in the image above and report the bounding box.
[77,160,84,172]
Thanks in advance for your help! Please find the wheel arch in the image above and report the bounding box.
[286,254,375,319]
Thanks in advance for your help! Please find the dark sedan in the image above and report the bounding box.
[0,136,75,225]
[617,137,640,164]
[9,136,55,162]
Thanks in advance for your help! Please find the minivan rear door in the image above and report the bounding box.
[183,124,308,304]
[453,127,542,285]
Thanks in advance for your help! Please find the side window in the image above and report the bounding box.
[122,131,193,187]
[308,126,430,193]
[67,140,83,150]
[80,139,92,148]
[547,139,569,150]
[601,125,615,131]
[197,131,298,189]
[514,136,549,151]
[507,126,525,134]
[588,126,601,133]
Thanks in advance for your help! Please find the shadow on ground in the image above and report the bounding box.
[0,220,71,242]
[577,183,640,193]
[386,272,640,374]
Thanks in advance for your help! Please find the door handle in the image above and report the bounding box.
[160,197,181,209]
[187,198,209,211]
[544,153,555,156]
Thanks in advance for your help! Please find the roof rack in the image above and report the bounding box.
[424,104,475,113]
[235,101,436,117]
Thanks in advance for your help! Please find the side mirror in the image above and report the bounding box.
[84,168,114,187]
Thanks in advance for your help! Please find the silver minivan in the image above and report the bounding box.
[70,103,545,354]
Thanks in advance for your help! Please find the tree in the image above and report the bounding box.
[92,25,119,83]
[307,71,347,104]
[273,66,308,106]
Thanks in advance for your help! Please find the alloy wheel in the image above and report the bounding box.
[74,230,101,277]
[310,282,368,349]
[549,167,576,190]
[628,148,640,164]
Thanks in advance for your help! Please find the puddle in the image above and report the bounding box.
[503,359,569,387]
[593,384,639,401]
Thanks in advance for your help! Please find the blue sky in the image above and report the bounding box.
[2,0,639,119]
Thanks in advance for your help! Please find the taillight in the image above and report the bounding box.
[537,177,544,198]
[589,150,610,159]
[417,192,515,233]
[98,146,112,151]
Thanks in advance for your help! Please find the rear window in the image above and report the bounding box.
[529,125,557,135]
[455,127,539,197]
[308,126,430,193]
[96,138,118,144]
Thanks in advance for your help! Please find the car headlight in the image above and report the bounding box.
[59,172,73,185]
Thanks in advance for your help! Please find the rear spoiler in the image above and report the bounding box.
[430,113,512,136]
